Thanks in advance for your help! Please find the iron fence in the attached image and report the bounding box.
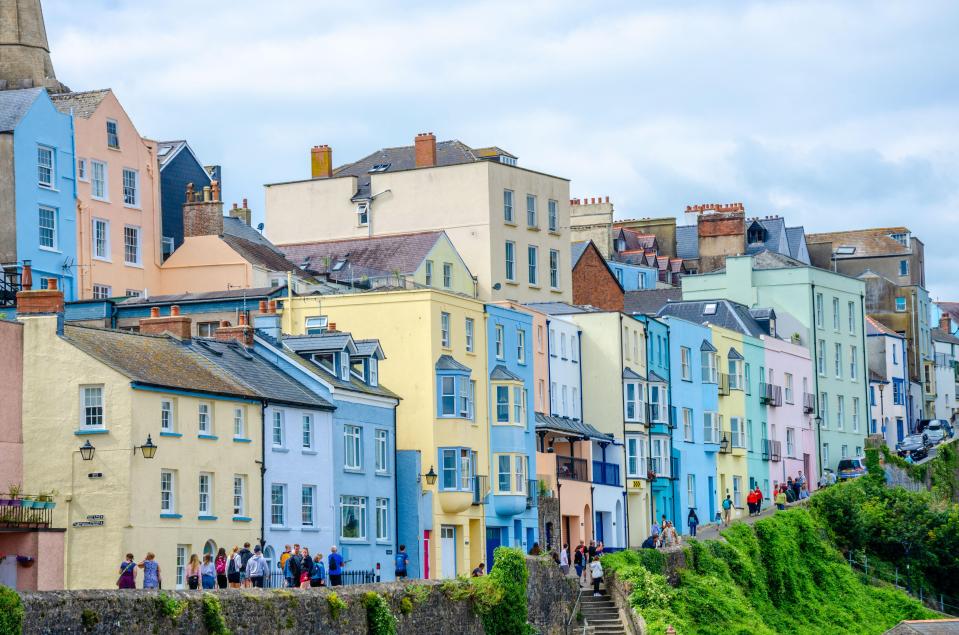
[847,551,959,616]
[0,498,54,528]
[266,567,378,589]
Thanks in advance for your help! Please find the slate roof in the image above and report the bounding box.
[524,302,598,316]
[806,227,913,257]
[700,340,717,352]
[727,347,744,360]
[278,231,445,280]
[435,354,471,372]
[221,232,299,273]
[886,619,959,634]
[116,286,285,306]
[535,413,613,441]
[622,367,645,380]
[354,340,385,359]
[931,328,959,346]
[656,299,768,338]
[936,302,959,326]
[189,338,334,410]
[624,289,682,316]
[648,370,668,383]
[675,225,699,259]
[749,307,776,321]
[785,227,807,260]
[155,140,212,174]
[571,241,589,267]
[51,89,110,118]
[0,88,42,132]
[61,324,257,398]
[490,365,522,381]
[283,333,356,354]
[747,249,806,270]
[222,217,275,249]
[270,335,398,399]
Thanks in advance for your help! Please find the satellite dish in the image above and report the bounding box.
[256,223,265,232]
[493,283,502,290]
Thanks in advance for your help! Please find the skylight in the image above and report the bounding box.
[369,163,391,173]
[835,246,856,255]
[703,303,718,315]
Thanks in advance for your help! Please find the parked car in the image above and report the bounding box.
[896,434,930,460]
[836,457,868,480]
[924,420,950,445]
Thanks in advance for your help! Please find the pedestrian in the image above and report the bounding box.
[573,543,584,578]
[117,553,137,589]
[246,545,267,588]
[596,541,605,557]
[799,485,810,500]
[587,540,596,560]
[559,543,569,575]
[746,488,757,516]
[641,535,657,549]
[394,544,409,579]
[589,556,604,597]
[201,554,216,589]
[298,547,313,589]
[472,562,485,577]
[228,546,242,588]
[687,508,699,537]
[791,476,801,501]
[286,548,301,589]
[797,470,806,492]
[775,488,787,510]
[529,541,542,556]
[238,542,253,588]
[651,519,661,540]
[328,546,344,587]
[722,494,733,527]
[580,549,591,588]
[215,548,228,589]
[279,544,293,586]
[754,486,763,514]
[311,553,326,587]
[662,521,680,548]
[186,553,201,590]
[139,552,161,590]
[785,485,796,504]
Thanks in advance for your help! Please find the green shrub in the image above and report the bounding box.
[0,585,23,635]
[327,591,347,620]
[479,547,533,635]
[398,596,413,615]
[80,609,99,631]
[403,583,431,606]
[201,593,230,635]
[364,592,397,635]
[154,592,187,620]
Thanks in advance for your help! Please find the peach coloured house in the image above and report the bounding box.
[52,90,162,300]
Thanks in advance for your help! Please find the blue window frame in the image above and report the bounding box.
[892,378,905,405]
[438,447,476,491]
[437,372,474,419]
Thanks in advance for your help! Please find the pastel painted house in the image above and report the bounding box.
[17,288,261,589]
[867,316,910,447]
[155,140,213,256]
[52,89,162,300]
[253,322,400,579]
[0,88,76,300]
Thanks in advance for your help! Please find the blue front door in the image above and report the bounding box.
[897,418,905,442]
[708,476,716,522]
[595,512,605,543]
[486,527,502,570]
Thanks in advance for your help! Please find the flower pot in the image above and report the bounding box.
[0,498,19,506]
[22,500,38,509]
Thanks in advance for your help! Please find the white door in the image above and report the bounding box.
[440,525,456,579]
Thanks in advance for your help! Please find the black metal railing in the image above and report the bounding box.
[592,460,621,487]
[472,475,489,506]
[267,568,378,589]
[0,270,22,307]
[719,373,731,396]
[0,498,54,528]
[525,479,537,510]
[556,455,588,482]
[760,383,783,407]
[803,392,816,414]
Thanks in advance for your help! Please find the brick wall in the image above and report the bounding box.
[183,201,224,238]
[573,244,624,312]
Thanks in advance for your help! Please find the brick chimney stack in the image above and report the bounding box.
[138,305,193,340]
[182,181,224,237]
[311,145,333,178]
[940,314,952,333]
[15,265,64,315]
[415,132,436,168]
[229,198,252,226]
[214,313,254,347]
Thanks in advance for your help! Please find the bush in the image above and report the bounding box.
[201,593,230,635]
[154,592,187,620]
[364,592,397,635]
[480,547,533,635]
[327,591,347,620]
[0,585,23,635]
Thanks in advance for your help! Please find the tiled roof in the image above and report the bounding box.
[435,354,471,372]
[353,340,385,359]
[648,370,668,383]
[490,365,522,381]
[189,339,334,409]
[116,285,284,306]
[622,367,645,380]
[535,412,613,441]
[278,231,444,280]
[937,302,959,325]
[269,334,397,399]
[624,289,681,316]
[931,328,959,346]
[613,227,658,252]
[221,233,299,273]
[0,88,42,132]
[865,315,903,338]
[675,225,699,259]
[51,89,110,118]
[806,227,912,257]
[656,299,768,338]
[747,249,806,270]
[61,325,256,398]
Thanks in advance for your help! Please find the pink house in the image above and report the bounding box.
[52,90,162,300]
[763,335,817,493]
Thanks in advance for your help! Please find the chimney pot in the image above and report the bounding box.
[220,320,231,328]
[243,198,248,208]
[940,314,951,332]
[171,305,181,316]
[329,322,336,331]
[268,300,277,314]
[311,145,333,178]
[47,278,57,291]
[150,306,160,318]
[414,132,437,168]
[258,300,268,313]
[239,313,248,326]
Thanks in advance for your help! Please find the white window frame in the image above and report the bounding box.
[503,189,514,223]
[198,472,212,515]
[160,470,175,514]
[505,241,515,281]
[848,301,856,334]
[424,260,433,286]
[38,206,57,250]
[92,218,110,260]
[852,397,860,432]
[161,399,174,432]
[272,410,285,447]
[626,436,640,478]
[233,407,245,438]
[271,483,286,527]
[784,373,794,403]
[232,475,245,516]
[549,249,560,289]
[375,429,389,473]
[832,297,840,330]
[123,225,141,266]
[527,245,538,285]
[465,318,474,352]
[850,345,858,380]
[302,485,316,527]
[683,407,693,442]
[356,201,369,226]
[834,343,843,379]
[442,262,452,289]
[77,157,88,181]
[80,385,105,429]
[495,324,505,359]
[815,293,824,328]
[106,118,119,149]
[548,199,558,232]
[526,194,537,227]
[344,424,362,470]
[517,328,526,363]
[91,160,108,201]
[37,145,54,188]
[375,498,389,542]
[340,495,367,540]
[92,284,111,299]
[440,312,451,348]
[302,414,313,449]
[680,347,691,380]
[122,167,140,207]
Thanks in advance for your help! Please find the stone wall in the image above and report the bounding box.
[537,493,561,551]
[18,556,577,635]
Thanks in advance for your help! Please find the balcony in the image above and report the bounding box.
[646,456,671,480]
[802,392,816,414]
[592,460,622,487]
[0,269,23,308]
[556,455,589,482]
[760,383,783,407]
[0,497,55,529]
[718,372,731,396]
[472,475,489,506]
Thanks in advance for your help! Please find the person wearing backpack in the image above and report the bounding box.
[238,542,254,587]
[722,494,733,527]
[227,546,242,588]
[589,556,604,596]
[328,545,344,586]
[214,548,228,589]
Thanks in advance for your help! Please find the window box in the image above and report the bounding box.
[159,513,182,519]
[198,515,218,521]
[198,434,218,440]
[232,516,252,523]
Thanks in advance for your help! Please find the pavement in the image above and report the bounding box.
[687,498,811,542]
[911,435,957,465]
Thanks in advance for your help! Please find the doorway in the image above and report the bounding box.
[486,527,502,571]
[440,525,456,579]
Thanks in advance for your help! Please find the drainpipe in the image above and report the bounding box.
[259,400,267,548]
[860,293,870,444]
[810,284,824,479]
[619,314,631,546]
[643,318,654,526]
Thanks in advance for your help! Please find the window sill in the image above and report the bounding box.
[233,437,252,443]
[528,284,541,290]
[505,280,519,286]
[233,516,252,523]
[550,287,562,294]
[548,230,561,237]
[302,527,321,533]
[74,428,108,436]
[343,468,364,474]
[92,257,112,263]
[339,538,370,544]
[108,146,121,152]
[123,204,142,211]
[38,184,59,192]
[124,263,144,270]
[198,434,218,440]
[198,515,218,521]
[91,197,110,203]
[159,431,182,438]
[160,513,182,519]
[301,449,318,456]
[272,447,290,453]
[527,226,541,232]
[375,471,391,477]
[504,221,517,227]
[270,526,291,532]
[38,246,62,254]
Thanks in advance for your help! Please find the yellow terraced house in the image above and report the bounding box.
[16,287,261,589]
[709,324,749,521]
[281,288,490,579]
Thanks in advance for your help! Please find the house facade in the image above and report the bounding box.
[867,316,910,446]
[156,140,213,255]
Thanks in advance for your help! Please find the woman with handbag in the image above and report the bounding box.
[117,553,137,589]
[298,547,313,589]
[186,553,201,590]
[139,552,161,589]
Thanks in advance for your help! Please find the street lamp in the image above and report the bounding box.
[79,440,96,461]
[720,433,730,453]
[814,415,823,428]
[424,466,437,486]
[134,435,158,459]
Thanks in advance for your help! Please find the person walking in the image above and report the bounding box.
[328,546,344,587]
[185,554,201,590]
[201,554,216,590]
[687,508,699,537]
[297,547,313,589]
[559,544,569,575]
[279,545,292,572]
[573,543,584,579]
[139,553,161,590]
[746,489,756,516]
[238,542,254,588]
[587,540,596,561]
[310,553,326,587]
[754,486,764,515]
[117,553,137,589]
[721,494,733,527]
[661,521,680,548]
[215,548,228,589]
[395,544,410,579]
[228,546,242,588]
[246,545,267,588]
[651,519,661,541]
[775,488,787,510]
[589,556,604,597]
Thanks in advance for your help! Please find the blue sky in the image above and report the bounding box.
[44,0,959,299]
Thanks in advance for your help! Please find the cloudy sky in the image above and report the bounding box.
[44,0,959,299]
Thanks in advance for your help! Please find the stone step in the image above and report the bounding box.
[584,617,622,625]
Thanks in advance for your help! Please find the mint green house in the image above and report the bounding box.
[682,252,869,476]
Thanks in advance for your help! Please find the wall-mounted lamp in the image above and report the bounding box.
[79,440,96,461]
[134,434,158,459]
[424,466,437,486]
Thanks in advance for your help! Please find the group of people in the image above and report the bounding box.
[642,515,682,548]
[555,541,605,596]
[116,541,357,590]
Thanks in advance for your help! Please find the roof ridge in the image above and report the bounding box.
[64,322,172,340]
[51,88,110,98]
[278,229,442,247]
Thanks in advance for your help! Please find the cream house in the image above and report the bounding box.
[264,134,572,303]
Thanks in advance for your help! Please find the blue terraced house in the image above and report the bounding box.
[606,259,659,292]
[0,88,77,301]
[659,315,720,533]
[484,304,538,565]
[251,314,400,580]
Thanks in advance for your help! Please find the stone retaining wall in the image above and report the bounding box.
[17,556,577,635]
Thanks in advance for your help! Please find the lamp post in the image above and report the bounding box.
[79,440,95,461]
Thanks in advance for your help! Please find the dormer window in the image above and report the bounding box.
[615,238,626,252]
[747,223,766,244]
[369,357,378,386]
[305,316,328,334]
[890,232,909,247]
[340,352,350,381]
[312,353,336,374]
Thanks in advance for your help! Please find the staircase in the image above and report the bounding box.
[579,584,627,634]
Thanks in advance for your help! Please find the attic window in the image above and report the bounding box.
[332,259,347,272]
[312,353,336,373]
[835,246,856,255]
[157,146,171,156]
[890,232,909,247]
[704,303,718,315]
[305,316,328,335]
[499,155,517,166]
[368,163,391,173]
[747,225,766,244]
[356,202,369,226]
